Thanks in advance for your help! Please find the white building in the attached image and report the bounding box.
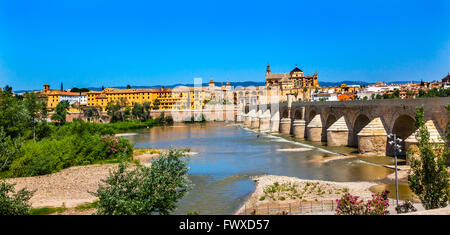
[59,93,87,105]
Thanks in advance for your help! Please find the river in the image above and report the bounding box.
[125,122,396,215]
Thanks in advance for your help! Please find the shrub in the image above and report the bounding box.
[0,181,34,215]
[363,190,390,215]
[335,190,390,215]
[9,132,132,177]
[92,149,191,215]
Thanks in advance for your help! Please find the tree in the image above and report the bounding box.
[3,85,13,94]
[0,128,23,171]
[132,103,144,121]
[92,150,191,215]
[23,92,48,141]
[391,89,400,99]
[70,87,89,92]
[408,106,449,210]
[123,107,131,121]
[142,102,151,121]
[0,180,35,215]
[126,84,131,89]
[51,100,70,126]
[152,99,160,110]
[106,101,122,122]
[0,88,29,138]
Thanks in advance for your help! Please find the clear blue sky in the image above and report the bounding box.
[1,0,449,91]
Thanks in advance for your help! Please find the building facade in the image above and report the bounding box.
[265,64,319,101]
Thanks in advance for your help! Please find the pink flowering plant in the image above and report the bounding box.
[363,190,390,215]
[335,193,365,215]
[335,190,390,215]
[102,135,132,159]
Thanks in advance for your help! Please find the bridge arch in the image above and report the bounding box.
[323,114,337,142]
[308,109,317,123]
[325,114,337,129]
[352,114,371,147]
[293,108,302,120]
[281,108,289,118]
[389,114,415,156]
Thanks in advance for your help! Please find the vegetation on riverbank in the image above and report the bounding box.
[408,106,449,210]
[0,88,133,179]
[92,150,191,215]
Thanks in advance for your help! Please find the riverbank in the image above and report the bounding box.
[236,174,377,215]
[235,174,446,215]
[5,147,186,214]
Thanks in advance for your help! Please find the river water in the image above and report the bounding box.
[125,122,395,215]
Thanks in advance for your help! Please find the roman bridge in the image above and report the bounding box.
[237,97,449,156]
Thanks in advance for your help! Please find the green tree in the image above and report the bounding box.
[408,106,449,210]
[132,103,144,121]
[106,101,122,122]
[92,150,191,215]
[123,107,132,121]
[142,102,151,121]
[70,87,89,92]
[0,87,29,138]
[23,92,48,141]
[391,89,400,99]
[126,84,131,89]
[152,98,160,110]
[0,181,35,215]
[51,100,70,126]
[0,128,23,172]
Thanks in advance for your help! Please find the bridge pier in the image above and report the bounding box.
[279,118,292,134]
[243,114,251,128]
[236,113,243,123]
[293,120,306,139]
[357,117,387,155]
[306,115,323,142]
[326,116,351,146]
[250,116,260,129]
[259,117,271,132]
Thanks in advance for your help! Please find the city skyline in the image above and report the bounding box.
[1,0,449,91]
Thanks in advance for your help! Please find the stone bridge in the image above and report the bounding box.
[238,97,449,156]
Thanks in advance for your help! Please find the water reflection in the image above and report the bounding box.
[125,122,395,214]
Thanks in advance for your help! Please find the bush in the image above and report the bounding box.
[92,149,191,215]
[335,190,390,215]
[0,181,34,215]
[9,130,132,177]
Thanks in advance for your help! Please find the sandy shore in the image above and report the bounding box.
[6,164,118,208]
[236,174,377,214]
[5,149,163,210]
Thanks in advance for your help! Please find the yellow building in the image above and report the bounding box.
[84,86,209,111]
[41,84,87,109]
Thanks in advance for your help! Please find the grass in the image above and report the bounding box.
[105,119,159,131]
[75,201,99,210]
[29,206,68,215]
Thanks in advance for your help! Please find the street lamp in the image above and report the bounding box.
[388,133,402,207]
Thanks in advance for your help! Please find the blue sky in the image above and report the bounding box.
[0,0,449,91]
